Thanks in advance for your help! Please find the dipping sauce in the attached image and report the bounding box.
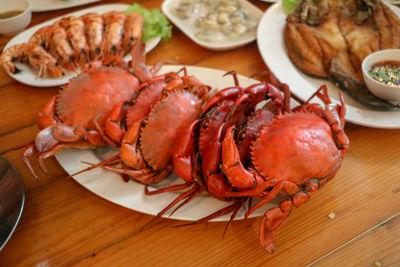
[368,60,400,87]
[173,0,257,43]
[0,10,23,20]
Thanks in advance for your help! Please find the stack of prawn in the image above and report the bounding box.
[0,11,143,78]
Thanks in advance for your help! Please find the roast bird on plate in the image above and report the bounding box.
[284,0,400,110]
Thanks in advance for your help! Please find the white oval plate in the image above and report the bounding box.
[55,65,279,222]
[257,2,400,129]
[4,4,160,88]
[31,0,101,12]
[161,0,263,51]
[385,0,400,6]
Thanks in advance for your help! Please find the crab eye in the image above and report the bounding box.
[202,120,210,129]
[238,132,246,141]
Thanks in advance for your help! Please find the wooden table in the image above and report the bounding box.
[0,0,399,265]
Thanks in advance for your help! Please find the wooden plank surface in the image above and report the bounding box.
[312,213,400,266]
[0,0,399,266]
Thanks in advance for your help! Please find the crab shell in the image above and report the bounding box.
[236,101,282,166]
[56,66,140,129]
[139,89,203,170]
[251,112,341,184]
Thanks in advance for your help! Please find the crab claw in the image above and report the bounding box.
[222,126,256,189]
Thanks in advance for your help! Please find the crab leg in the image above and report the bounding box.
[67,153,121,178]
[174,198,246,227]
[84,161,172,185]
[323,92,349,154]
[22,144,39,179]
[260,199,292,253]
[83,161,150,177]
[260,167,345,253]
[168,186,204,216]
[145,183,192,195]
[297,88,349,156]
[156,185,201,218]
[202,87,243,113]
[244,181,300,219]
[35,140,93,176]
[202,71,244,113]
[235,82,284,112]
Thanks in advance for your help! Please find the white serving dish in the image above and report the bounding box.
[0,0,31,36]
[161,0,263,51]
[257,2,400,129]
[55,65,282,222]
[3,4,160,87]
[386,0,400,6]
[362,49,400,102]
[31,0,101,12]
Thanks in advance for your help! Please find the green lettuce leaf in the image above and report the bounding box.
[282,0,300,14]
[124,3,172,42]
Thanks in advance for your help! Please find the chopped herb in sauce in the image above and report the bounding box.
[0,10,23,20]
[368,61,400,87]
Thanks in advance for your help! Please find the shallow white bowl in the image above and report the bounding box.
[162,0,263,51]
[0,0,31,36]
[362,49,400,102]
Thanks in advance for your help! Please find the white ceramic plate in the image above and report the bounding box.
[385,0,400,6]
[55,65,280,222]
[161,0,263,51]
[31,0,101,12]
[257,2,400,129]
[4,4,160,88]
[257,0,279,2]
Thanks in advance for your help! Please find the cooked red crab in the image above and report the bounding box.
[91,68,211,185]
[162,81,349,254]
[145,72,289,218]
[218,85,349,253]
[22,57,144,179]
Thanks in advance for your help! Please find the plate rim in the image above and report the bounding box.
[257,2,400,129]
[31,0,102,12]
[4,4,161,88]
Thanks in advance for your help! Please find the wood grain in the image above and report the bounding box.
[312,213,400,266]
[0,0,399,266]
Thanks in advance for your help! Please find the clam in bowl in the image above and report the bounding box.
[0,0,31,36]
[362,49,400,103]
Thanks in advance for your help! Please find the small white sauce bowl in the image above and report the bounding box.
[0,0,31,36]
[362,49,400,102]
